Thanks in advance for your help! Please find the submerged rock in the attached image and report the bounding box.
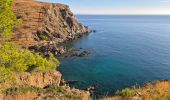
[78,50,91,57]
[66,80,80,85]
[62,48,92,58]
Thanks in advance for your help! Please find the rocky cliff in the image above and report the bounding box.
[13,0,91,49]
[0,70,90,100]
[0,70,61,91]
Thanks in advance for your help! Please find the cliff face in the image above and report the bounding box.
[0,70,62,91]
[0,70,90,100]
[13,0,91,47]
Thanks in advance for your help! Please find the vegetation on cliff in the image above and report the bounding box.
[4,85,83,100]
[0,0,21,40]
[104,81,170,100]
[0,0,59,83]
[1,0,169,100]
[0,1,90,100]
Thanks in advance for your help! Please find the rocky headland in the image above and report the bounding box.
[0,0,91,100]
[0,0,169,100]
[13,0,92,56]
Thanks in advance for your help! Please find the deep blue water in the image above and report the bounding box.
[58,15,170,96]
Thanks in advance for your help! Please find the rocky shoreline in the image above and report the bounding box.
[13,0,93,57]
[2,0,93,99]
[7,0,170,100]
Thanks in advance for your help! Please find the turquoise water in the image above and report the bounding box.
[58,15,170,96]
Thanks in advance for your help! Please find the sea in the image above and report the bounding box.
[58,15,170,97]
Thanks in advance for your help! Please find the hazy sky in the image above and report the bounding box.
[39,0,170,15]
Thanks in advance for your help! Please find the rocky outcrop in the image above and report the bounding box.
[14,70,62,88]
[13,0,91,48]
[0,70,62,91]
[0,70,90,100]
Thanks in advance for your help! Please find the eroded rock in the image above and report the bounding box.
[13,0,92,48]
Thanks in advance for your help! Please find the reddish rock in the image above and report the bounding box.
[13,0,91,48]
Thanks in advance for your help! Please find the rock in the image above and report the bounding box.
[78,50,91,57]
[28,44,65,57]
[92,30,97,33]
[66,80,80,85]
[1,71,91,100]
[60,79,67,86]
[13,0,92,48]
[86,86,97,94]
[28,45,40,52]
[63,48,80,58]
[0,70,62,90]
[62,49,92,58]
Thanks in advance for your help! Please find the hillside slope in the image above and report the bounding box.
[104,81,170,100]
[13,0,91,48]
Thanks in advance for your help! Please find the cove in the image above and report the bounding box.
[58,15,170,97]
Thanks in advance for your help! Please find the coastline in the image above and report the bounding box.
[0,0,169,100]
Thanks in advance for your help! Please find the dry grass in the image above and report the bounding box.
[104,81,170,100]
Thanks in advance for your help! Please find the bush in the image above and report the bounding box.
[38,34,49,40]
[0,0,22,40]
[0,42,59,72]
[0,42,60,82]
[33,53,60,72]
[45,85,82,100]
[117,86,138,98]
[0,66,12,82]
[0,0,60,82]
[5,85,82,100]
[0,42,28,72]
[5,85,42,95]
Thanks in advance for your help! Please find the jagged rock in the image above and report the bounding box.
[86,86,97,95]
[66,80,80,85]
[78,50,91,57]
[62,48,92,58]
[29,43,65,57]
[62,48,80,58]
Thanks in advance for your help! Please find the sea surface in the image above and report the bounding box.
[58,15,170,97]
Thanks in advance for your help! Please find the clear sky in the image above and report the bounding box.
[39,0,170,15]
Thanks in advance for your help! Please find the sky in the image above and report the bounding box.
[39,0,170,15]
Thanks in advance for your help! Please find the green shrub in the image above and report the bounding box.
[0,42,28,72]
[117,86,138,99]
[5,85,42,95]
[38,34,49,40]
[0,42,60,72]
[0,42,60,82]
[0,66,12,82]
[0,0,60,82]
[5,85,82,100]
[45,85,82,100]
[33,53,59,72]
[0,0,22,40]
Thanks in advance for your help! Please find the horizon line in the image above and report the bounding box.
[75,14,170,16]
